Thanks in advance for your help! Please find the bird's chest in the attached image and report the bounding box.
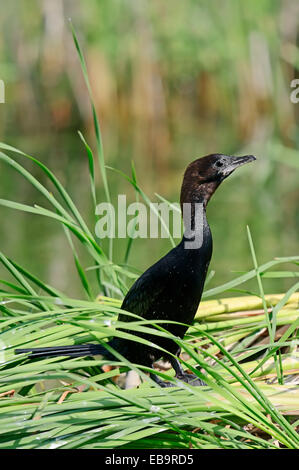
[150,252,210,322]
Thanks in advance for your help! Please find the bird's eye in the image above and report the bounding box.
[215,161,223,168]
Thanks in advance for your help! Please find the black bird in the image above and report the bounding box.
[16,154,256,387]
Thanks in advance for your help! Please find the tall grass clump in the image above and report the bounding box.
[0,26,298,450]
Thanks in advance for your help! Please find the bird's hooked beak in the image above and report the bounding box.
[221,155,256,178]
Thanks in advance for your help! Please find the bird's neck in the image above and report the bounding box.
[180,180,220,211]
[180,181,218,251]
[182,203,210,250]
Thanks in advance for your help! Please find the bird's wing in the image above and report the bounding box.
[119,258,171,323]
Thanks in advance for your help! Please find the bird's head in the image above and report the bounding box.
[180,153,256,208]
[185,153,256,183]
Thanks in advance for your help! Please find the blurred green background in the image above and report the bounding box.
[0,0,298,297]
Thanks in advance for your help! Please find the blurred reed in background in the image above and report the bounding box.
[0,0,298,296]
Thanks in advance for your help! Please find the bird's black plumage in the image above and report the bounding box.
[16,153,256,387]
[113,212,212,364]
